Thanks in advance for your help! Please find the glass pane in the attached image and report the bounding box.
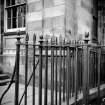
[6,0,11,6]
[18,17,22,27]
[17,7,22,17]
[23,16,26,27]
[12,18,17,28]
[21,5,26,16]
[13,7,17,18]
[7,9,11,18]
[7,19,11,29]
[23,5,26,15]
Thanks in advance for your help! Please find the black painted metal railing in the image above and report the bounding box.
[14,32,105,105]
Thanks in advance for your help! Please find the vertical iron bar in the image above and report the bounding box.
[95,52,96,87]
[81,49,83,92]
[39,36,43,105]
[93,52,94,87]
[92,52,94,88]
[65,50,67,99]
[91,52,93,88]
[97,46,101,105]
[51,37,54,105]
[80,49,82,92]
[78,50,80,93]
[71,49,74,97]
[89,51,91,89]
[83,38,89,105]
[69,50,71,98]
[59,37,62,105]
[24,33,29,105]
[95,52,98,87]
[79,50,81,92]
[81,46,84,91]
[74,47,78,105]
[92,52,93,87]
[55,38,58,105]
[70,41,74,97]
[87,47,90,104]
[15,33,21,105]
[44,37,48,105]
[63,39,66,101]
[33,34,36,105]
[94,52,96,87]
[66,44,70,105]
[89,51,91,88]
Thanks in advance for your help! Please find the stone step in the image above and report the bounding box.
[0,74,10,80]
[0,79,12,86]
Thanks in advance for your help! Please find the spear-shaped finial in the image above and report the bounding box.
[33,33,36,44]
[25,33,29,42]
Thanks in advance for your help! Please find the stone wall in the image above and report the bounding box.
[65,0,77,40]
[1,0,95,75]
[27,0,66,41]
[76,0,93,41]
[26,0,94,41]
[3,0,94,49]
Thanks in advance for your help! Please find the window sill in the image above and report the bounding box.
[4,28,26,36]
[6,28,26,32]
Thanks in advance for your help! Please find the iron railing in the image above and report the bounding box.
[3,33,105,105]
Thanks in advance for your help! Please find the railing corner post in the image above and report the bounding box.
[97,44,101,105]
[39,35,43,105]
[15,30,21,105]
[83,32,89,105]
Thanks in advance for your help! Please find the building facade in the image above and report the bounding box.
[0,0,104,74]
[0,0,99,51]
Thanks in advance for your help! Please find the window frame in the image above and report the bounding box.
[4,0,26,33]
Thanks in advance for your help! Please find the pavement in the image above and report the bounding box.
[1,83,105,105]
[0,83,52,105]
[0,82,65,105]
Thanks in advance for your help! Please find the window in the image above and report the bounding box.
[5,0,26,31]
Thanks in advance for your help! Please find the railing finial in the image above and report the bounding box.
[55,37,58,45]
[33,33,36,44]
[39,35,43,44]
[40,35,43,40]
[25,33,29,42]
[84,32,89,44]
